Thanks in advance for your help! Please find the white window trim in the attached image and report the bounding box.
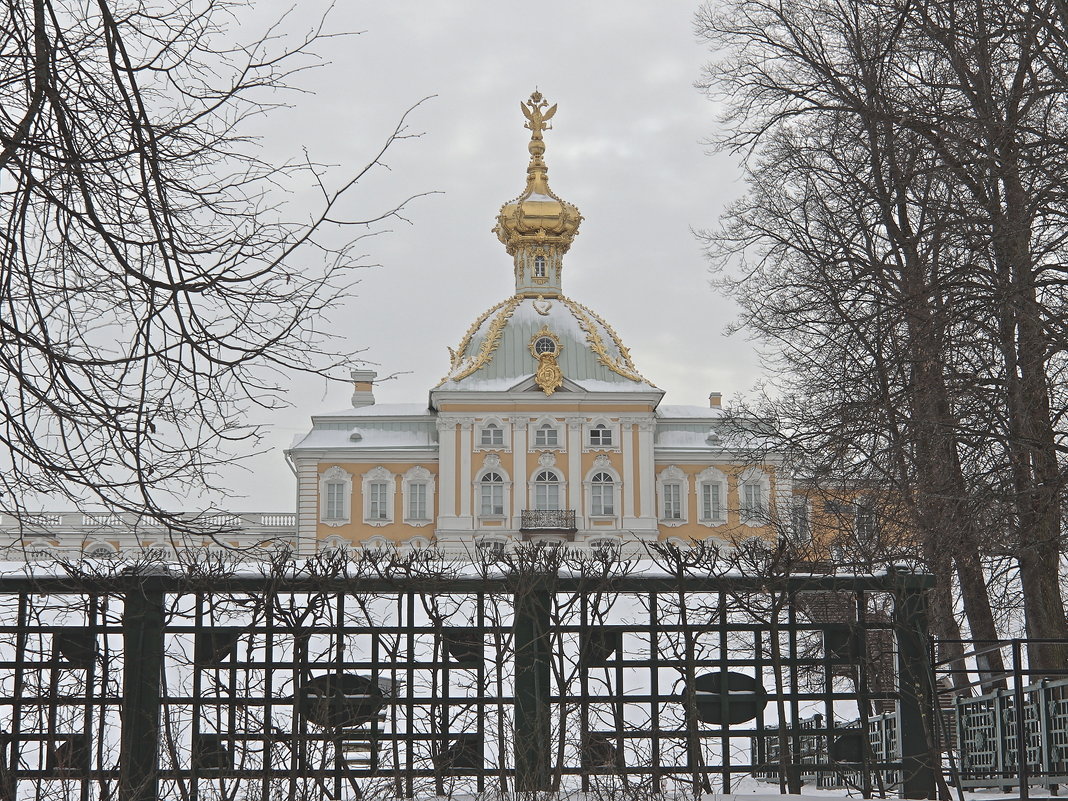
[320,534,351,555]
[855,497,878,544]
[475,467,511,520]
[586,535,623,560]
[84,541,117,559]
[738,468,772,528]
[402,466,435,528]
[475,416,511,452]
[657,465,690,527]
[791,497,813,542]
[583,463,621,521]
[583,418,621,453]
[476,534,509,563]
[320,465,353,527]
[696,466,728,528]
[529,467,566,511]
[529,416,564,451]
[362,466,396,527]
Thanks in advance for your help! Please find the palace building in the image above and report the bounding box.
[283,92,787,558]
[0,92,787,560]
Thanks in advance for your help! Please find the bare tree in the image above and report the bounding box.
[0,0,425,534]
[698,0,1068,669]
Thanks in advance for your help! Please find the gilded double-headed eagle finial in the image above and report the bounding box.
[521,91,557,139]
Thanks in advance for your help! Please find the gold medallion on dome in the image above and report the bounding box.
[530,328,564,395]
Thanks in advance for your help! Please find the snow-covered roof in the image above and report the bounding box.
[313,403,432,418]
[290,427,436,451]
[657,404,726,419]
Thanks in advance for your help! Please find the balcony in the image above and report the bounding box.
[520,510,577,533]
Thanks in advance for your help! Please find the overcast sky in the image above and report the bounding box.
[208,1,764,510]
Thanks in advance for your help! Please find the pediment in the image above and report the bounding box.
[508,375,584,394]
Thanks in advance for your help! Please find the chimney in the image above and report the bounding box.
[709,392,722,408]
[351,369,377,408]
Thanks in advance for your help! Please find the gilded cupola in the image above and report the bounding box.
[493,91,582,298]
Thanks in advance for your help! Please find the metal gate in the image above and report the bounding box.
[0,562,936,799]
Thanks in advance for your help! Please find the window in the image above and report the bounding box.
[324,481,346,521]
[534,423,558,447]
[480,423,504,447]
[402,466,435,527]
[742,483,763,518]
[792,500,811,541]
[478,538,506,563]
[534,255,546,278]
[408,483,427,520]
[320,465,353,526]
[589,424,613,448]
[534,470,561,511]
[590,472,615,516]
[663,483,682,520]
[701,483,722,521]
[657,465,689,525]
[533,336,557,355]
[368,482,390,520]
[480,472,505,517]
[856,501,878,543]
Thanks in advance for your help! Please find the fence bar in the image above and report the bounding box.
[119,580,166,801]
[893,568,937,799]
[513,574,552,792]
[1013,640,1030,800]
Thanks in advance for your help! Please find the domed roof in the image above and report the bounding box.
[436,295,657,393]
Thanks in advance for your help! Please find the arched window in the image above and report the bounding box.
[534,255,547,278]
[534,422,558,447]
[590,472,615,516]
[533,470,561,511]
[480,472,505,517]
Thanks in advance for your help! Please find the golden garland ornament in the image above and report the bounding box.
[438,296,522,384]
[561,297,647,382]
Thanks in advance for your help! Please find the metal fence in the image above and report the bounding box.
[0,565,936,800]
[939,640,1068,797]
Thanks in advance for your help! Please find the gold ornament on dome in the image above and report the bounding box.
[561,297,648,383]
[533,295,552,316]
[493,91,583,257]
[529,328,564,395]
[438,296,522,384]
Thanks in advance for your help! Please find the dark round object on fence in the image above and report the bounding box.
[831,731,865,763]
[297,674,385,728]
[688,671,768,725]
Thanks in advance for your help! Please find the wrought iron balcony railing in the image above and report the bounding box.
[520,509,577,532]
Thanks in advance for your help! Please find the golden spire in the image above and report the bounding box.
[520,90,555,193]
[494,90,582,297]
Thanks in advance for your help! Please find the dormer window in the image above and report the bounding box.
[534,255,547,278]
[480,423,504,447]
[589,424,613,448]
